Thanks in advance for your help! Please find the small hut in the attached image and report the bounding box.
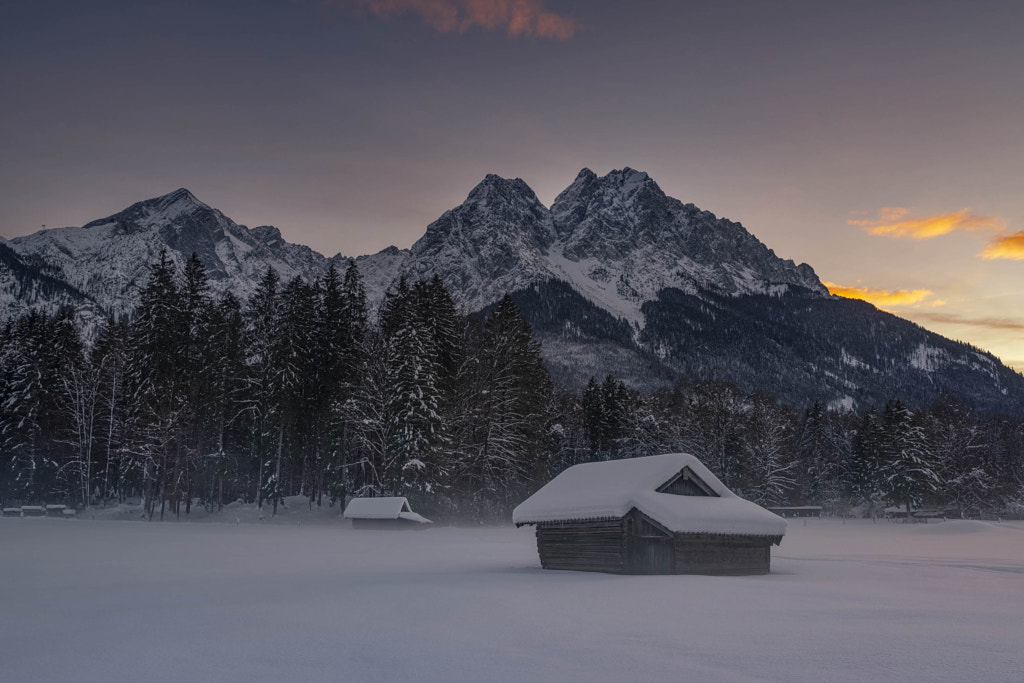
[46,504,67,518]
[20,505,45,518]
[343,497,432,530]
[766,505,822,518]
[513,453,787,575]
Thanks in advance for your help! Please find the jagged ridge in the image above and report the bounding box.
[3,170,1022,414]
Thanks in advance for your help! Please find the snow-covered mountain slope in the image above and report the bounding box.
[4,171,1023,413]
[5,189,363,324]
[389,168,825,326]
[0,241,105,329]
[2,170,822,329]
[398,174,557,312]
[547,168,826,324]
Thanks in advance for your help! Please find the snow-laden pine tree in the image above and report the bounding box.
[580,375,637,460]
[879,400,941,519]
[323,260,369,506]
[193,293,246,510]
[173,253,212,516]
[925,396,993,517]
[355,277,444,497]
[451,295,552,517]
[91,318,130,503]
[51,312,100,508]
[741,398,795,506]
[0,310,77,503]
[243,267,281,511]
[581,377,603,457]
[793,402,840,507]
[261,276,317,515]
[844,408,883,511]
[125,250,188,519]
[682,380,746,489]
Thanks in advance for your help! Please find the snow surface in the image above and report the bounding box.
[1,516,1022,682]
[513,453,787,537]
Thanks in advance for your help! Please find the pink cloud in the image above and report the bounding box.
[348,0,578,39]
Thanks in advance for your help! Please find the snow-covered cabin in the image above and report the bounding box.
[20,505,45,518]
[513,453,787,575]
[343,497,432,530]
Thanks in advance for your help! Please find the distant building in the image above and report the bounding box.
[343,497,433,530]
[513,453,787,575]
[766,506,822,518]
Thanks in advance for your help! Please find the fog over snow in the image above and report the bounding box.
[2,514,1023,682]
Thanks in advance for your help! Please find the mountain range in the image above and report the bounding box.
[3,168,1022,413]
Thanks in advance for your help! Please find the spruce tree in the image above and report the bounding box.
[201,293,247,509]
[880,400,940,519]
[244,267,281,510]
[454,294,552,514]
[742,398,795,506]
[91,318,130,503]
[273,275,317,513]
[126,250,187,519]
[845,408,883,510]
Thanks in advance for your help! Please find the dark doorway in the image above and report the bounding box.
[633,538,673,574]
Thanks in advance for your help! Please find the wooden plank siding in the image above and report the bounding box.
[672,533,780,576]
[535,520,627,573]
[351,518,428,530]
[533,511,782,575]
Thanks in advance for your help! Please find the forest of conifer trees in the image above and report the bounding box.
[2,252,1023,521]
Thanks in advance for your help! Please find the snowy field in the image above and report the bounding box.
[2,514,1023,682]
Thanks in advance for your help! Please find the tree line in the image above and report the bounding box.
[0,252,551,521]
[1,252,1022,521]
[570,376,1024,518]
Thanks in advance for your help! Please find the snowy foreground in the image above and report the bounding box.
[2,515,1023,682]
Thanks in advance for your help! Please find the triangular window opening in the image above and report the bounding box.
[636,516,671,538]
[657,467,718,497]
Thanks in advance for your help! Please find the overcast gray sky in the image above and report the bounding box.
[3,0,1024,364]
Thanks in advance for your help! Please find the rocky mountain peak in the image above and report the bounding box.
[603,167,653,193]
[250,225,283,246]
[551,167,669,240]
[417,173,553,247]
[463,174,544,215]
[154,187,203,209]
[402,173,557,311]
[83,188,209,229]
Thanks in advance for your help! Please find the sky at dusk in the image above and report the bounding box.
[3,0,1024,366]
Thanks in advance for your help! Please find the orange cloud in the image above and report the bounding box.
[824,281,933,308]
[979,231,1024,260]
[348,0,577,39]
[907,311,1024,332]
[850,207,1004,240]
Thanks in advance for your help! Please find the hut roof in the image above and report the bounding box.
[512,453,786,537]
[343,497,432,523]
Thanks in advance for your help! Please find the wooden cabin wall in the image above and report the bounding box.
[671,533,776,575]
[532,517,781,576]
[351,518,428,530]
[535,520,626,573]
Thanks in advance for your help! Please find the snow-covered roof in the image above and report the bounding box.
[344,497,432,523]
[398,511,432,524]
[512,453,786,537]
